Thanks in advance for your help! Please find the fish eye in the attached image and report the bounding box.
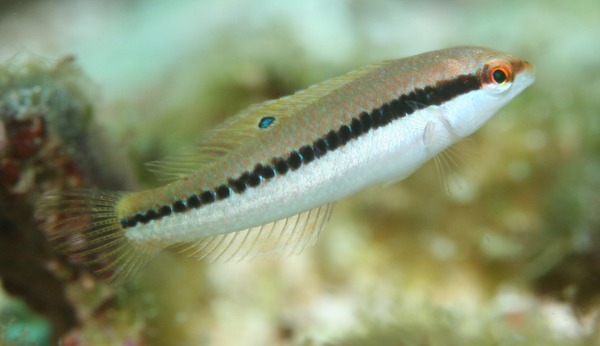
[492,69,507,84]
[484,60,513,86]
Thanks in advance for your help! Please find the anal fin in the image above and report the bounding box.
[175,203,335,262]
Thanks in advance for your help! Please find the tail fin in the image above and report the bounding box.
[37,190,158,285]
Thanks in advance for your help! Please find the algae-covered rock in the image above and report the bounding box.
[0,55,132,344]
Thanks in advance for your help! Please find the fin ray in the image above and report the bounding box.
[175,203,335,262]
[37,190,158,285]
[146,61,388,181]
[433,139,479,195]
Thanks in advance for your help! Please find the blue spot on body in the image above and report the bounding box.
[258,116,275,129]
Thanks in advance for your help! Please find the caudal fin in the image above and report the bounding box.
[37,190,158,285]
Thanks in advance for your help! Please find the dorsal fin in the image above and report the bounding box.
[174,203,335,262]
[145,62,387,181]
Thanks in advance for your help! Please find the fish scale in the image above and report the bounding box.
[39,46,535,284]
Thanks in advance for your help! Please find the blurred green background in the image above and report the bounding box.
[1,0,599,345]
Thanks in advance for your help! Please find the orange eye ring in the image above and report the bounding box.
[484,61,513,85]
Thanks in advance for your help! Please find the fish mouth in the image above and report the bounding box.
[509,58,536,92]
[513,59,536,84]
[511,57,535,74]
[523,61,536,81]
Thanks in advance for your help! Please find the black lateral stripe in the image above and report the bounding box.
[121,73,481,228]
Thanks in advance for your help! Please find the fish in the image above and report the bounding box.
[38,46,535,284]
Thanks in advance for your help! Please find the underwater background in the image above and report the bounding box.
[1,0,599,345]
